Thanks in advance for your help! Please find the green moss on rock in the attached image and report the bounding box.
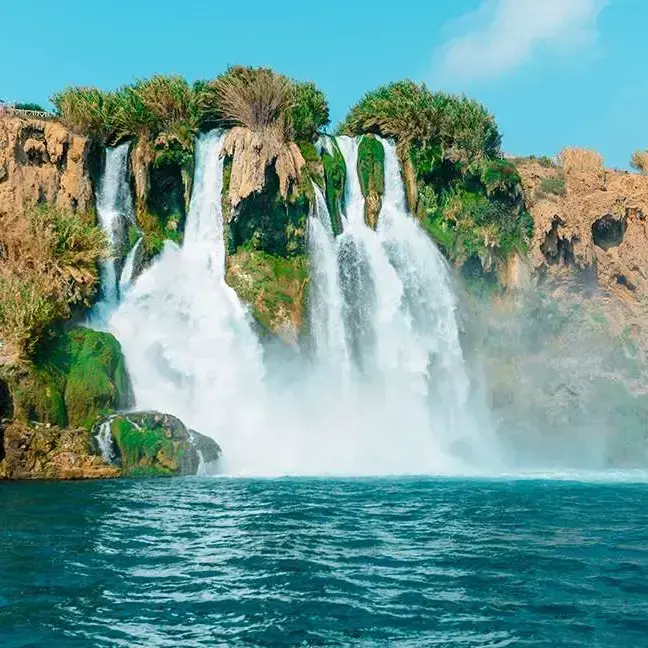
[357,135,385,229]
[321,139,346,236]
[226,250,309,344]
[228,170,309,258]
[5,327,132,431]
[103,412,221,478]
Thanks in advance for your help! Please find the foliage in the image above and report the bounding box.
[538,176,566,198]
[290,81,330,142]
[111,417,174,477]
[631,150,648,174]
[0,206,106,356]
[15,102,46,112]
[51,87,116,141]
[226,250,309,336]
[206,66,293,137]
[228,169,309,257]
[357,135,385,198]
[339,80,501,164]
[6,327,131,430]
[321,140,346,236]
[339,79,533,267]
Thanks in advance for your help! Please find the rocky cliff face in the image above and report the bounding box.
[0,116,95,217]
[515,153,648,353]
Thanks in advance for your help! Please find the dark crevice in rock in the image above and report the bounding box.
[541,217,575,265]
[616,274,636,291]
[56,140,69,172]
[592,214,626,250]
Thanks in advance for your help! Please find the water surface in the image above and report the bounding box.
[1,477,648,646]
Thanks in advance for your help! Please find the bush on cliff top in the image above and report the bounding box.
[339,80,501,164]
[340,80,530,266]
[0,206,106,357]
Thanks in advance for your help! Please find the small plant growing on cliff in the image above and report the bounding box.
[0,206,106,356]
[631,150,648,174]
[538,176,566,198]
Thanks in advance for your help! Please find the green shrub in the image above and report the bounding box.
[290,81,330,142]
[538,176,566,198]
[0,206,106,356]
[51,87,116,141]
[357,135,385,198]
[339,80,501,164]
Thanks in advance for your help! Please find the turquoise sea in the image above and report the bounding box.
[1,477,648,647]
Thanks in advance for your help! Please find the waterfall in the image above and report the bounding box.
[375,137,496,464]
[119,237,143,294]
[308,183,350,376]
[93,143,133,319]
[95,419,115,464]
[108,131,267,474]
[103,130,495,476]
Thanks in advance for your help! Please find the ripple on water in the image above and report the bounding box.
[1,477,648,647]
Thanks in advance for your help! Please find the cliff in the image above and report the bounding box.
[0,116,95,218]
[515,151,648,351]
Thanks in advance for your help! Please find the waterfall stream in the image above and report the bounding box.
[94,143,133,315]
[102,130,496,476]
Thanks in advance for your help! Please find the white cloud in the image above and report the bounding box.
[436,0,607,83]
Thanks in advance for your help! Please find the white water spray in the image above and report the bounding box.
[109,131,267,474]
[119,237,143,294]
[104,130,497,476]
[308,183,350,376]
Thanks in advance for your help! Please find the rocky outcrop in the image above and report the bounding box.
[0,116,94,217]
[515,152,648,351]
[95,411,222,477]
[0,420,118,480]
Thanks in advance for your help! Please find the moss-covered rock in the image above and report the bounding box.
[98,411,221,478]
[3,327,133,431]
[357,135,385,229]
[227,169,309,258]
[0,420,118,480]
[226,250,308,345]
[321,139,346,236]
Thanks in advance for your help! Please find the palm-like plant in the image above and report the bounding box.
[51,87,116,141]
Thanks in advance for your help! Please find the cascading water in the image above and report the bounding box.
[119,237,142,294]
[93,143,133,320]
[375,137,498,464]
[105,130,495,476]
[95,419,116,464]
[308,183,350,376]
[109,131,267,474]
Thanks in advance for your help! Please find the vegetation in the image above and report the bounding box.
[538,176,567,198]
[226,250,308,340]
[340,80,529,268]
[111,416,175,477]
[4,327,131,430]
[321,139,346,235]
[631,150,648,174]
[357,135,385,228]
[0,206,106,356]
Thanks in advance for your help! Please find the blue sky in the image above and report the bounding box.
[2,0,645,168]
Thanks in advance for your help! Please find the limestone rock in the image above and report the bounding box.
[0,116,94,218]
[0,420,118,480]
[517,152,648,352]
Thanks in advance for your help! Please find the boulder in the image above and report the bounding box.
[94,412,221,478]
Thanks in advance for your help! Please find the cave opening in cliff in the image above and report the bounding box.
[0,378,12,423]
[592,215,626,250]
